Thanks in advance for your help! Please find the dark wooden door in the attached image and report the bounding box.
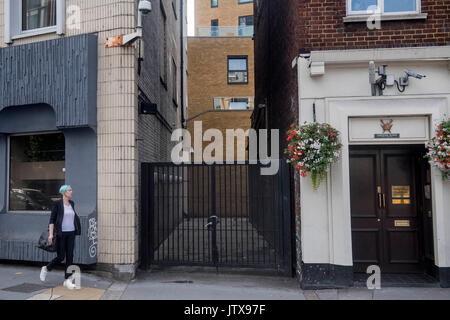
[350,146,425,274]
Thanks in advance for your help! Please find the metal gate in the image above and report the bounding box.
[140,160,293,275]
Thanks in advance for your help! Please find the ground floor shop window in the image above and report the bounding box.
[9,132,65,212]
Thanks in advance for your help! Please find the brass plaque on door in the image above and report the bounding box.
[392,186,410,198]
[392,199,411,205]
[395,220,410,227]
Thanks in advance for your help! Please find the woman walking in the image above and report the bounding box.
[40,185,81,289]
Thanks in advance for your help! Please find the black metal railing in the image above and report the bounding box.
[140,161,292,275]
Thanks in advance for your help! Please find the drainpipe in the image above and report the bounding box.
[4,0,12,44]
[180,0,186,129]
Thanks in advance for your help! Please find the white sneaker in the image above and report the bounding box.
[63,279,76,290]
[40,266,48,282]
[68,275,81,290]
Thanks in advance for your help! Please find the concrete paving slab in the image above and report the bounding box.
[121,271,305,300]
[303,290,319,300]
[100,282,128,300]
[32,286,106,300]
[121,281,305,300]
[337,288,375,300]
[315,289,339,300]
[373,287,450,300]
[27,293,62,300]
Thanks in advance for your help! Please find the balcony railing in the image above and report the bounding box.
[197,26,254,37]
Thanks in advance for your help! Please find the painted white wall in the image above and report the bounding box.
[296,47,450,268]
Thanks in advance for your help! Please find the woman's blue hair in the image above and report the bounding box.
[59,185,72,195]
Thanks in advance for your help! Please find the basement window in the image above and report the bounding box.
[4,0,65,44]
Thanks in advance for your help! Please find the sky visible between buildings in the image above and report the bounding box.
[188,0,195,36]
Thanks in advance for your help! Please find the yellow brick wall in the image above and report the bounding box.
[187,36,254,117]
[187,110,253,161]
[195,0,253,32]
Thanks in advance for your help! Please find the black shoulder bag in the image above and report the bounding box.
[37,229,57,252]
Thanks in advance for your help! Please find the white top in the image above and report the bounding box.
[62,204,75,232]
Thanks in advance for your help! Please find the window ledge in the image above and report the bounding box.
[11,26,58,41]
[343,13,428,23]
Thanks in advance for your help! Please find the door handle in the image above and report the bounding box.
[382,193,386,208]
[377,193,382,209]
[377,186,382,209]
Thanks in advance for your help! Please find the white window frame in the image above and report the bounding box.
[4,0,65,44]
[347,0,421,16]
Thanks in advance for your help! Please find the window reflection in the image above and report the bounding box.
[9,133,65,212]
[22,0,56,31]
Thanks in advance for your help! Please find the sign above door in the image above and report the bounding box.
[349,116,429,144]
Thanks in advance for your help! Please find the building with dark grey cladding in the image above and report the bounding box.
[0,0,187,280]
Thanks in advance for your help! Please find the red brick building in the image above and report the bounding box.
[253,0,450,289]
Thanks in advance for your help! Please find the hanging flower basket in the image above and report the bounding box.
[284,122,343,190]
[425,120,450,181]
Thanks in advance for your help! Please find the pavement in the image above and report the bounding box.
[0,263,450,300]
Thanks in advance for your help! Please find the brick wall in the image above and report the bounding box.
[254,0,299,152]
[296,0,449,52]
[253,0,449,281]
[187,36,254,118]
[195,0,254,31]
[139,0,183,164]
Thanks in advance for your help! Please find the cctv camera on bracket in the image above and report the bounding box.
[369,62,426,95]
[106,0,152,48]
[139,0,152,14]
[399,69,426,86]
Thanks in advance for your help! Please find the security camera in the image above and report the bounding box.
[139,0,152,14]
[399,69,426,86]
[404,69,426,80]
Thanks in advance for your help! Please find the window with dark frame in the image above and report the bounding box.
[211,0,218,8]
[22,0,56,31]
[211,19,219,36]
[228,56,248,84]
[238,0,253,4]
[238,15,254,36]
[9,132,65,212]
[238,15,254,26]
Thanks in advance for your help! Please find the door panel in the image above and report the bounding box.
[350,151,382,273]
[350,154,379,218]
[387,229,420,264]
[350,146,425,274]
[383,152,417,218]
[381,149,421,272]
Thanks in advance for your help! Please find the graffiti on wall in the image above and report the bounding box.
[88,218,98,258]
